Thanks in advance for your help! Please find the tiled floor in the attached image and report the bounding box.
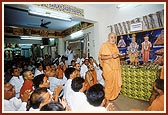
[111,94,149,111]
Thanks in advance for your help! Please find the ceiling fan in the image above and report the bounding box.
[28,19,51,28]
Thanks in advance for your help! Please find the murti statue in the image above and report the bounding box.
[127,34,139,67]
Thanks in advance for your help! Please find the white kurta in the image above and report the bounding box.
[65,49,74,67]
[69,92,107,112]
[95,68,105,87]
[48,77,66,92]
[28,107,40,111]
[4,97,27,111]
[63,79,73,105]
[9,76,24,98]
[34,69,44,77]
[69,92,91,112]
[80,58,85,65]
[80,64,88,79]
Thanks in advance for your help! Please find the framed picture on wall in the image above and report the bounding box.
[130,22,143,32]
[117,27,164,63]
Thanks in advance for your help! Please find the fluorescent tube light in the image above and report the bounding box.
[19,44,32,45]
[21,36,42,40]
[6,26,19,28]
[117,4,141,9]
[49,38,55,41]
[28,6,72,21]
[40,45,44,49]
[70,30,83,39]
[117,4,128,8]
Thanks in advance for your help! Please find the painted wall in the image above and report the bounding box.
[83,26,95,58]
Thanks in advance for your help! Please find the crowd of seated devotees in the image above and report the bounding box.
[4,53,164,111]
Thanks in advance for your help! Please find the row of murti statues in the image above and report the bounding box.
[119,29,164,69]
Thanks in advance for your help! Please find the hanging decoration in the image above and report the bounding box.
[36,4,84,17]
[108,9,164,36]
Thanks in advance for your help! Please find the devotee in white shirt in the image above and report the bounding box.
[80,53,87,65]
[48,70,67,94]
[80,58,89,79]
[4,83,30,111]
[28,87,52,111]
[65,46,74,67]
[9,68,24,98]
[63,68,77,105]
[95,65,105,87]
[73,54,81,64]
[86,84,115,111]
[88,56,99,69]
[69,77,90,111]
[34,63,44,77]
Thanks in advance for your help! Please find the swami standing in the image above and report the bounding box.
[99,33,122,101]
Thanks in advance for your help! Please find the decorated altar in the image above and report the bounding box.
[121,65,161,101]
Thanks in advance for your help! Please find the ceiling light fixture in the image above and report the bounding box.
[6,26,19,28]
[20,36,42,40]
[40,45,44,49]
[117,4,141,9]
[28,6,72,21]
[117,4,128,8]
[70,30,84,39]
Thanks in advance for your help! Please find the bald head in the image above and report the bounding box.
[23,70,34,80]
[4,83,15,100]
[108,33,117,44]
[108,33,116,38]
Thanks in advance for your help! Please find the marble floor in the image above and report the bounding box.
[111,94,149,111]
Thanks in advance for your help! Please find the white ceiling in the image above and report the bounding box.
[4,4,115,32]
[4,4,81,31]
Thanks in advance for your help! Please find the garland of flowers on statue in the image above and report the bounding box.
[144,41,149,50]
